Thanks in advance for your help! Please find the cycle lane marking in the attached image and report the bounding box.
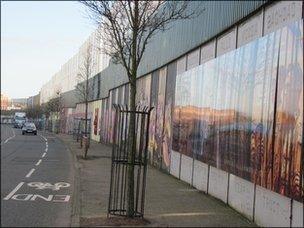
[3,181,71,202]
[3,133,71,203]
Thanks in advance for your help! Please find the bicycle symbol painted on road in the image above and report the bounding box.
[27,182,70,191]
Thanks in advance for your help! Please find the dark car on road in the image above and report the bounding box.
[22,122,37,135]
[14,120,25,128]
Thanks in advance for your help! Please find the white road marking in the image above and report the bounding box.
[26,168,35,178]
[3,182,25,200]
[28,182,70,191]
[35,159,42,166]
[39,134,47,142]
[2,127,16,145]
[42,153,46,158]
[9,194,70,202]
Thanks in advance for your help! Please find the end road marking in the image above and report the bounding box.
[35,159,42,166]
[42,153,46,158]
[3,182,25,200]
[26,168,35,178]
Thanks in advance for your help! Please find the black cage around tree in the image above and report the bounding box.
[73,117,81,140]
[108,105,153,218]
[73,117,91,142]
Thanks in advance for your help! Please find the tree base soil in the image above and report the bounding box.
[80,216,150,227]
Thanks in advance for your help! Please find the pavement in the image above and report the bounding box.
[58,133,257,227]
[1,124,74,227]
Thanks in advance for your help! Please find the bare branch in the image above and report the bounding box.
[75,43,96,103]
[81,1,200,77]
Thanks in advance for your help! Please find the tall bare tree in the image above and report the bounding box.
[81,0,200,217]
[75,43,96,158]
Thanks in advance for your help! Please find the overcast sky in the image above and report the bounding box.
[1,1,96,99]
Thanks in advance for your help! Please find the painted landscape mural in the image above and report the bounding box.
[172,20,303,201]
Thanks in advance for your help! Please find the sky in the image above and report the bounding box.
[1,1,96,99]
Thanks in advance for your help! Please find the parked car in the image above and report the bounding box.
[14,120,24,128]
[22,122,37,135]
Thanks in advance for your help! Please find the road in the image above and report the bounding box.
[1,124,74,227]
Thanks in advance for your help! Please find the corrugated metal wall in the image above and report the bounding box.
[64,0,269,106]
[98,0,268,99]
[60,90,79,108]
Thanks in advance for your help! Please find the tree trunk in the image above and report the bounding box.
[84,76,89,158]
[127,78,136,217]
[84,100,89,158]
[127,1,139,217]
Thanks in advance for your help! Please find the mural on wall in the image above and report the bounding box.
[272,20,303,200]
[162,62,177,171]
[73,103,93,136]
[148,71,159,164]
[105,87,123,144]
[172,57,186,155]
[101,98,109,143]
[100,100,104,141]
[136,75,151,107]
[155,68,167,169]
[135,75,152,157]
[93,108,99,135]
[107,90,114,143]
[64,110,75,134]
[173,20,303,201]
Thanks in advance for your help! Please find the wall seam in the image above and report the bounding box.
[226,173,230,204]
[207,164,210,194]
[253,184,256,223]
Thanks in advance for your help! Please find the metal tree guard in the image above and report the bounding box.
[73,117,91,143]
[73,117,81,141]
[108,104,153,218]
[80,117,91,139]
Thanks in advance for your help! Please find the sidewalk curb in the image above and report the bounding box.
[52,133,81,227]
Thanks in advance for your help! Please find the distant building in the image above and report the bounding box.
[33,93,40,107]
[1,93,11,110]
[11,98,27,110]
[27,96,34,108]
[27,93,40,109]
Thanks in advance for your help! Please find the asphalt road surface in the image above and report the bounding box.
[1,124,74,227]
